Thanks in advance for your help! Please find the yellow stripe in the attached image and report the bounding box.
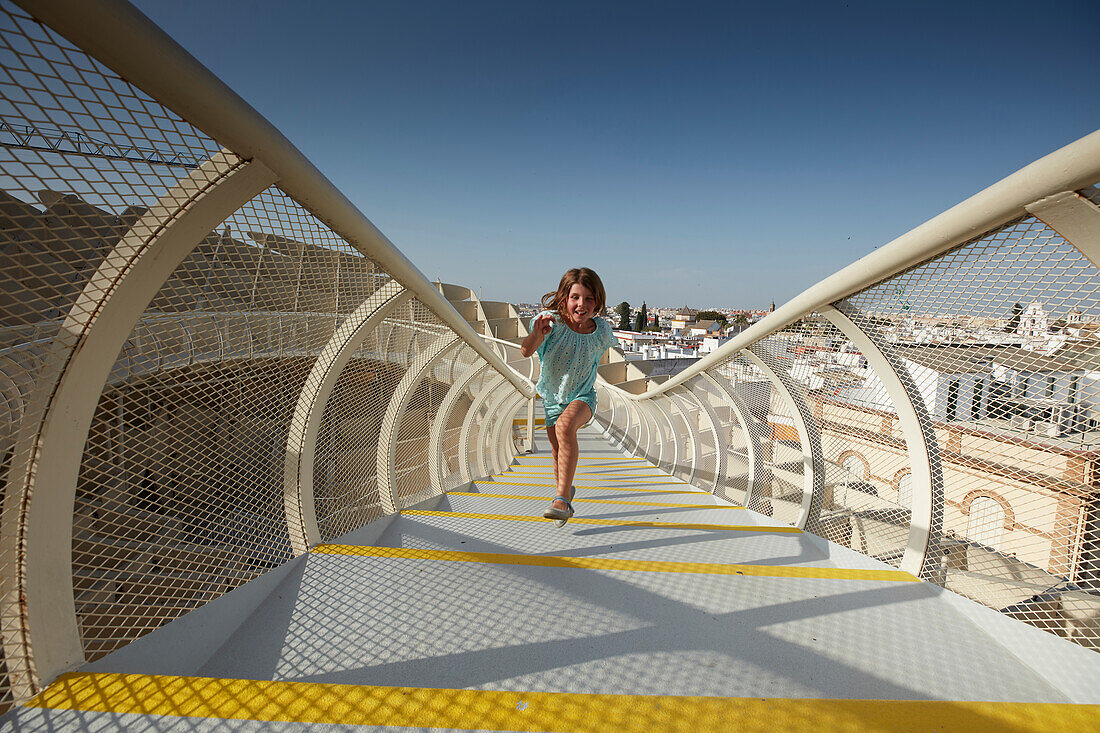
[498,476,689,485]
[404,509,802,534]
[522,456,649,461]
[448,491,740,509]
[505,472,676,479]
[29,673,1100,732]
[312,545,919,583]
[483,480,700,495]
[512,418,546,425]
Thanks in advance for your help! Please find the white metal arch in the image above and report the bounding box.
[0,152,276,693]
[744,345,825,530]
[699,372,762,505]
[667,389,702,485]
[821,302,945,577]
[458,374,508,482]
[428,362,491,492]
[283,279,410,553]
[473,381,520,479]
[376,334,462,514]
[679,378,728,495]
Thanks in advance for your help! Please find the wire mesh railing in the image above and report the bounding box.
[0,0,534,708]
[592,159,1100,656]
[1,0,1099,713]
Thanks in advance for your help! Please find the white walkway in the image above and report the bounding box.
[6,425,1100,730]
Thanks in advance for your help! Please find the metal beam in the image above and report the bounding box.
[0,151,275,694]
[822,303,945,577]
[283,280,410,553]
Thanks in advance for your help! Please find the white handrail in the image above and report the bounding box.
[15,0,533,400]
[639,129,1100,398]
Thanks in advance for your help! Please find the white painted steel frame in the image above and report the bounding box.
[283,280,410,554]
[700,372,760,504]
[0,152,276,692]
[821,303,945,577]
[15,0,533,403]
[458,374,507,483]
[1027,190,1100,268]
[667,390,702,485]
[376,335,461,514]
[681,378,727,495]
[474,381,521,479]
[744,346,825,530]
[429,362,491,492]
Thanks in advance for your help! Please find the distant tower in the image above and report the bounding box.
[769,299,775,312]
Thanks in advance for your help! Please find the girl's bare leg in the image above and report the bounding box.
[550,400,592,509]
[545,424,560,489]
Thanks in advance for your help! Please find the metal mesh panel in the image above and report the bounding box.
[661,392,693,482]
[706,346,803,525]
[391,301,453,509]
[785,316,913,566]
[679,377,720,492]
[0,1,228,705]
[846,214,1100,648]
[75,187,380,660]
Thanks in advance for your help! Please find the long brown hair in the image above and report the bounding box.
[540,267,607,319]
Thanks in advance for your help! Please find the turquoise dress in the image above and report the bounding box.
[531,310,618,427]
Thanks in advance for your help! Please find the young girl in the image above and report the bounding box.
[520,267,618,523]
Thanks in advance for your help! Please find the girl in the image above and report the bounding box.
[520,267,618,523]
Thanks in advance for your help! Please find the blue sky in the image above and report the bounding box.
[132,0,1100,310]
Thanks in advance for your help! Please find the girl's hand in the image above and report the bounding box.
[534,313,555,336]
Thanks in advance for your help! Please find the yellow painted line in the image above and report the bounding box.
[482,480,700,495]
[448,491,740,509]
[500,475,688,485]
[522,456,649,461]
[313,545,919,583]
[29,673,1100,732]
[404,509,802,534]
[512,418,546,425]
[505,472,676,479]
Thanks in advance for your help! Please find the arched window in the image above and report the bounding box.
[897,472,912,509]
[842,454,866,481]
[967,496,1006,549]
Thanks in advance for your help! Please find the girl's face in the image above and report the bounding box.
[565,282,597,329]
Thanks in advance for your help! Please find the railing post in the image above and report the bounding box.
[429,362,491,492]
[375,335,461,514]
[744,346,825,530]
[0,152,275,695]
[821,302,945,577]
[700,372,762,504]
[284,280,410,552]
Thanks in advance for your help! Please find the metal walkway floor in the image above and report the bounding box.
[7,426,1100,731]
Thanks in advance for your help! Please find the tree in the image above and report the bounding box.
[696,309,729,327]
[652,312,660,330]
[634,301,648,332]
[615,301,631,330]
[732,313,749,327]
[1004,302,1024,333]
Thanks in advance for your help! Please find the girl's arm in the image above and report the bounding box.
[520,312,555,357]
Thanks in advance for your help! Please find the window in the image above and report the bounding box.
[946,380,960,421]
[1069,375,1080,404]
[1047,376,1056,399]
[967,496,1006,549]
[842,454,866,481]
[971,379,984,419]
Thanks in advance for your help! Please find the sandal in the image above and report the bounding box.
[543,486,576,526]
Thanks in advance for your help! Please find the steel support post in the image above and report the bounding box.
[744,346,825,530]
[284,280,410,553]
[667,390,701,485]
[700,372,762,505]
[429,362,491,492]
[376,335,461,514]
[1026,190,1100,268]
[474,381,519,479]
[680,378,728,495]
[822,302,945,577]
[0,152,275,694]
[458,374,507,483]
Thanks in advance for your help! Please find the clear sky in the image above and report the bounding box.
[131,0,1100,311]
